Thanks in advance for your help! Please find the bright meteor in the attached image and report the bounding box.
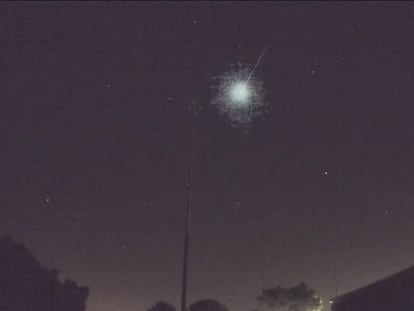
[229,81,250,104]
[211,65,265,127]
[211,36,275,127]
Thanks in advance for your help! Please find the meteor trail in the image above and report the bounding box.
[247,35,276,82]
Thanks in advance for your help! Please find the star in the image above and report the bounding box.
[233,201,241,212]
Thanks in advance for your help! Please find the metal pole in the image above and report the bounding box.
[181,103,197,311]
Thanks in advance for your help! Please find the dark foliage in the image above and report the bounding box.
[0,236,89,311]
[254,283,323,311]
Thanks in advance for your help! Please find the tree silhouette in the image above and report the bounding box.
[253,283,323,311]
[189,299,229,311]
[0,236,89,311]
[147,300,177,311]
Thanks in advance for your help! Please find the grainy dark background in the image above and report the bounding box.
[1,2,414,311]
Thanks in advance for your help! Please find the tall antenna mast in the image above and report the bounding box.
[181,102,197,311]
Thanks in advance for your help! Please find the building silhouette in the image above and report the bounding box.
[331,265,414,311]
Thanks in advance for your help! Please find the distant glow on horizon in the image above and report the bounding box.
[211,64,265,127]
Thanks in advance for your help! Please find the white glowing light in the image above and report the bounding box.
[230,81,250,104]
[211,64,265,127]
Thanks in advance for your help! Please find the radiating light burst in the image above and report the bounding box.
[211,65,265,127]
[230,81,250,104]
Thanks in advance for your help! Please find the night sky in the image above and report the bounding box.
[2,3,414,311]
